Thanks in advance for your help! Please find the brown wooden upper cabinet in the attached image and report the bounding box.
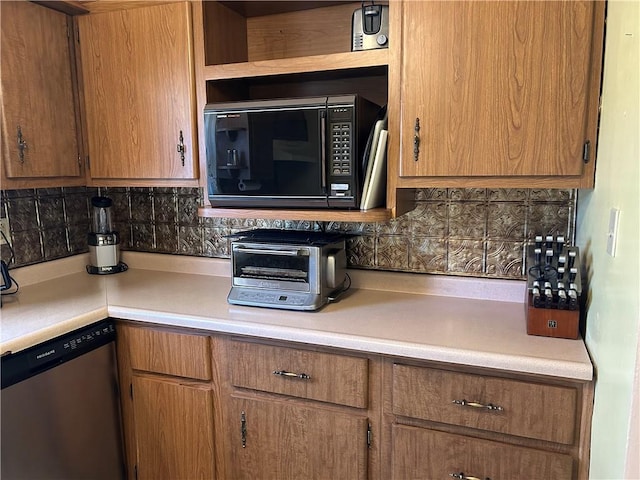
[77,2,198,186]
[1,1,84,189]
[388,0,605,189]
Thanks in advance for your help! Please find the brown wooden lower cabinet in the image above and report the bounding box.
[392,424,574,480]
[223,396,369,480]
[115,321,593,480]
[132,376,214,480]
[116,323,216,480]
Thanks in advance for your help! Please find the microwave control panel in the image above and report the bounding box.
[330,122,352,177]
[328,105,355,201]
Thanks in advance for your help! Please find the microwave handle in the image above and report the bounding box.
[320,110,327,190]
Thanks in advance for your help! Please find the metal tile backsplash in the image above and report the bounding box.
[1,187,576,279]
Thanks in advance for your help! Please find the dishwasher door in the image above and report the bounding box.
[1,320,125,480]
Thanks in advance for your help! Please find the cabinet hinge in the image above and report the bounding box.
[129,382,133,400]
[134,464,138,480]
[367,423,372,448]
[583,140,591,164]
[86,155,90,170]
[66,25,71,39]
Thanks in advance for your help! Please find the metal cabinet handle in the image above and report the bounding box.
[450,472,490,480]
[17,126,27,164]
[413,117,420,161]
[176,130,185,166]
[452,399,504,411]
[241,411,247,448]
[273,370,311,380]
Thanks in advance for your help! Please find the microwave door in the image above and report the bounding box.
[262,108,325,198]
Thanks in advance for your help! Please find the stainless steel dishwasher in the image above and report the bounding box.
[1,319,125,479]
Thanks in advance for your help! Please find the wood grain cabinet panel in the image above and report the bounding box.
[116,323,215,480]
[390,0,605,188]
[227,340,369,408]
[126,325,211,380]
[225,396,369,480]
[1,1,82,187]
[77,2,197,183]
[392,363,577,444]
[132,376,214,480]
[392,425,574,480]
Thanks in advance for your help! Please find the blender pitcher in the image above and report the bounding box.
[86,196,127,275]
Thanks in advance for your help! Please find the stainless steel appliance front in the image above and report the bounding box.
[1,320,125,479]
[228,229,347,311]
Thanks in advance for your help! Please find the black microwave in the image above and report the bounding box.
[204,95,380,209]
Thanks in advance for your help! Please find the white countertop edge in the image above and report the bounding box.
[108,306,593,381]
[1,307,109,355]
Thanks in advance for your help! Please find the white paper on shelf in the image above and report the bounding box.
[361,110,388,195]
[360,129,388,210]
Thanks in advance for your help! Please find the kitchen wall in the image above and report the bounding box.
[575,1,640,478]
[1,187,576,280]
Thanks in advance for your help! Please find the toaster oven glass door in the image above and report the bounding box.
[232,244,317,293]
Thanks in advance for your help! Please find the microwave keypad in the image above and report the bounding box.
[331,123,351,176]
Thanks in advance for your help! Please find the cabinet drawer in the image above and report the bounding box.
[392,364,577,444]
[392,424,574,480]
[125,326,211,380]
[227,340,368,408]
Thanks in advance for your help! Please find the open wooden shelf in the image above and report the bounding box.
[198,207,392,223]
[203,50,389,81]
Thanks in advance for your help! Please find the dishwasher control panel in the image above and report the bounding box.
[1,320,116,389]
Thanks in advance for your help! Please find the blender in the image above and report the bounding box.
[86,196,127,275]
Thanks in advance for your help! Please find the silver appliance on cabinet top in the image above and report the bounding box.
[228,229,348,311]
[352,2,389,51]
[86,196,127,275]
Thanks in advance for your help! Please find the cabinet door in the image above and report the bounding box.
[78,2,197,181]
[392,425,574,480]
[399,1,599,178]
[132,376,214,480]
[226,396,368,480]
[1,1,80,181]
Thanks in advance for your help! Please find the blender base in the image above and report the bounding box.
[86,262,128,275]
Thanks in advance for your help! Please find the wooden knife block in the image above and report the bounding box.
[526,293,580,339]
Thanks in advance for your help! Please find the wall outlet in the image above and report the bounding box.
[0,217,10,245]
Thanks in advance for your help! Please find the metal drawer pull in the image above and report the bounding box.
[449,472,490,480]
[452,399,504,411]
[273,370,311,380]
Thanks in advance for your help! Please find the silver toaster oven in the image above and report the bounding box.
[228,229,348,311]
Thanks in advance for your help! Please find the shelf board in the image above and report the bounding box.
[198,207,392,223]
[203,49,389,81]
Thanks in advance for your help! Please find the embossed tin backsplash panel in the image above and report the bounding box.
[1,187,575,279]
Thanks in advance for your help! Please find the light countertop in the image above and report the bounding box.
[0,252,593,381]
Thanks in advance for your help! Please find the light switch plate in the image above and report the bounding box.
[0,217,10,245]
[606,208,620,257]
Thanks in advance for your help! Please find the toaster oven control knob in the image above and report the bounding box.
[376,34,388,46]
